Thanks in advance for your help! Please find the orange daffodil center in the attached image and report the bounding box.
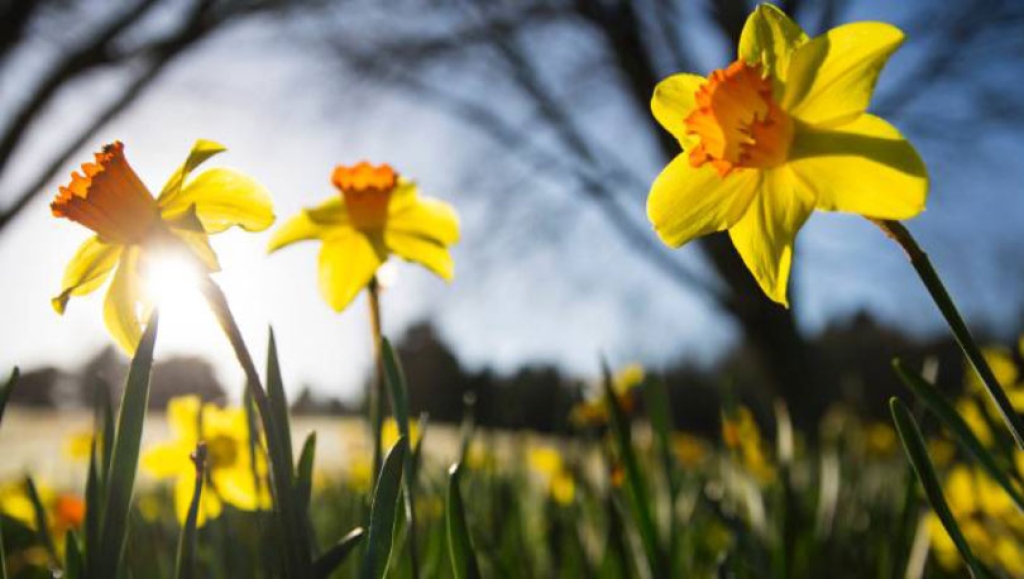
[332,162,398,230]
[50,140,275,354]
[647,3,928,306]
[268,161,460,313]
[51,142,161,245]
[685,61,793,176]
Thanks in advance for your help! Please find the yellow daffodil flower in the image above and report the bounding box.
[267,162,460,312]
[648,4,928,305]
[142,396,270,526]
[527,445,575,505]
[51,140,274,353]
[382,417,421,449]
[672,433,709,468]
[0,481,84,557]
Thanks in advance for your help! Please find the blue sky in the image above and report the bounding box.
[1,2,1022,402]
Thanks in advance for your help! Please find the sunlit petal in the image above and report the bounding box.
[728,168,814,306]
[141,442,192,478]
[388,197,460,245]
[266,200,345,253]
[738,3,808,83]
[52,236,123,314]
[789,114,928,219]
[103,248,150,354]
[318,231,385,312]
[651,73,706,149]
[162,168,274,234]
[384,230,455,280]
[157,140,227,207]
[647,154,760,247]
[783,22,904,126]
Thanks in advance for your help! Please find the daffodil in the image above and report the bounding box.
[648,4,928,305]
[51,140,274,352]
[142,396,270,526]
[267,162,460,312]
[570,363,645,428]
[527,445,575,505]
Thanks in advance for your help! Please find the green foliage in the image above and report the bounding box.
[361,437,407,579]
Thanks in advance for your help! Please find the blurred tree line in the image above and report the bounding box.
[8,312,986,439]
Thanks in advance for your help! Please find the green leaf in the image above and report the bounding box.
[601,360,665,576]
[296,432,317,516]
[175,443,206,579]
[643,376,680,574]
[890,397,993,578]
[381,339,421,576]
[313,528,365,579]
[445,463,481,579]
[98,379,116,484]
[894,359,1024,513]
[26,477,57,566]
[64,531,83,579]
[95,311,159,579]
[267,329,294,468]
[361,437,408,579]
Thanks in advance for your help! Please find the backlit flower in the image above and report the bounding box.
[268,162,460,312]
[142,396,270,526]
[51,141,274,352]
[648,4,928,305]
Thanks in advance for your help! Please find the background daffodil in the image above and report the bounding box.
[267,161,460,312]
[648,4,928,305]
[142,396,270,526]
[51,140,274,353]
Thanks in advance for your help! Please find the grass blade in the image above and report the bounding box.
[64,531,83,579]
[894,359,1024,512]
[600,360,664,576]
[95,311,159,579]
[890,397,992,578]
[296,432,317,516]
[266,329,294,469]
[381,339,420,577]
[445,463,481,579]
[643,376,680,574]
[175,442,206,579]
[313,528,364,579]
[25,476,58,566]
[361,437,408,579]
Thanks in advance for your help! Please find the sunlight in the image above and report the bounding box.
[141,250,216,346]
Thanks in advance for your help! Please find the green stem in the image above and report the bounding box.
[368,277,385,480]
[199,275,311,578]
[873,219,1024,451]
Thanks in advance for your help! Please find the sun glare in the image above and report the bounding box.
[141,250,216,347]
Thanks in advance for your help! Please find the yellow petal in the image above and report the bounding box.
[788,114,927,219]
[651,73,706,149]
[384,230,455,281]
[141,442,192,479]
[318,230,385,312]
[783,22,904,126]
[647,154,760,248]
[388,197,460,245]
[161,168,274,234]
[167,395,201,441]
[738,3,808,83]
[175,474,221,528]
[103,248,150,354]
[266,198,344,253]
[157,140,227,206]
[728,168,814,306]
[52,236,123,314]
[212,466,270,512]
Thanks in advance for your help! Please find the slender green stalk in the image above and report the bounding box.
[367,276,385,480]
[199,275,311,578]
[175,442,206,579]
[873,219,1024,451]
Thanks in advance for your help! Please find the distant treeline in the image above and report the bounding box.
[8,312,1001,435]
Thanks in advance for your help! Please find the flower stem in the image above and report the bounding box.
[199,274,311,577]
[368,276,385,480]
[872,218,1024,451]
